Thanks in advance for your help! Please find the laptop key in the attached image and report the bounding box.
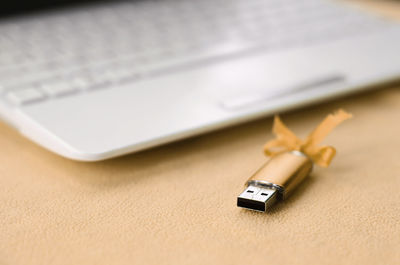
[69,73,110,90]
[38,81,79,97]
[6,88,46,105]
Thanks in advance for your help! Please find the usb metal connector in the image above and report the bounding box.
[237,151,313,212]
[237,185,278,212]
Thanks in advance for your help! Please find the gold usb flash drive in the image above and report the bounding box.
[237,151,312,212]
[237,109,352,212]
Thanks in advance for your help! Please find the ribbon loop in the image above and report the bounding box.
[264,109,352,167]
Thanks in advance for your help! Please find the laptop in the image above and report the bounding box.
[1,0,400,161]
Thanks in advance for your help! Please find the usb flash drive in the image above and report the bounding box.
[237,109,352,212]
[237,151,313,212]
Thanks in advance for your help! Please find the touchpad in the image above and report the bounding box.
[219,74,346,110]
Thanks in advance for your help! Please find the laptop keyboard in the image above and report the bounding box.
[0,0,389,105]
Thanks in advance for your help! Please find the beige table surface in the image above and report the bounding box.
[1,2,400,265]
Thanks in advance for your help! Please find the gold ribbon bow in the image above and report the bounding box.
[264,109,352,167]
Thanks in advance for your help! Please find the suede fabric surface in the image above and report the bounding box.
[1,3,400,265]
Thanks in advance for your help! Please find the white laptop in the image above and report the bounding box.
[1,0,400,161]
